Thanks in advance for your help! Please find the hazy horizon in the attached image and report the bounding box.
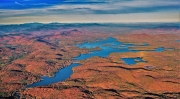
[1,21,180,25]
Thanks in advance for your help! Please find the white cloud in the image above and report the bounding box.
[1,0,178,17]
[15,2,25,6]
[32,3,49,6]
[0,0,179,24]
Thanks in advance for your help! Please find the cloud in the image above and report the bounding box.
[14,2,25,6]
[90,5,179,14]
[1,0,179,15]
[1,11,179,24]
[43,0,179,15]
[0,0,179,23]
[32,3,49,6]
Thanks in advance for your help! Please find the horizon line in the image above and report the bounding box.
[0,21,179,25]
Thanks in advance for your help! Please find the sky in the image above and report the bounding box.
[0,0,179,24]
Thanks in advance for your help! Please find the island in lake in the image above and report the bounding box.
[0,23,180,99]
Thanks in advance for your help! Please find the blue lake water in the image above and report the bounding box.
[27,37,165,88]
[77,37,139,60]
[155,47,165,52]
[26,63,81,88]
[121,57,145,65]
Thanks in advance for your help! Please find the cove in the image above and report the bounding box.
[26,37,165,88]
[26,63,81,88]
[121,57,146,65]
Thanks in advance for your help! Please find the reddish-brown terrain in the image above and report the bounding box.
[0,23,180,99]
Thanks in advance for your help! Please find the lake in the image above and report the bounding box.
[27,37,164,88]
[121,57,146,65]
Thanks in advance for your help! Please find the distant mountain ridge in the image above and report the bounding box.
[0,22,179,36]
